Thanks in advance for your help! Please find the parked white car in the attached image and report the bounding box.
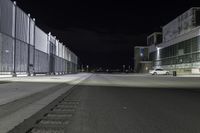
[149,68,170,75]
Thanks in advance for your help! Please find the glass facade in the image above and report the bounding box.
[150,36,200,67]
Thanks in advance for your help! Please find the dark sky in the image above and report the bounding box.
[13,0,200,69]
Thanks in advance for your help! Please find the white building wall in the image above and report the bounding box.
[163,8,196,42]
[150,26,200,53]
[161,26,200,48]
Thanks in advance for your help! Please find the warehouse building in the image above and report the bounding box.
[0,0,78,76]
[149,7,200,74]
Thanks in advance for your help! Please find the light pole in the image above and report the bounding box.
[156,47,161,68]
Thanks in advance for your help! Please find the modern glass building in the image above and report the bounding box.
[149,7,200,74]
[0,0,78,76]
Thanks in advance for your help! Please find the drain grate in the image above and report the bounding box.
[61,100,80,104]
[56,104,77,108]
[9,82,81,133]
[29,100,79,133]
[45,113,73,118]
[52,108,76,112]
[39,119,70,125]
[29,127,64,133]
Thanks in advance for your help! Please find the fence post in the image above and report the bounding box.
[12,1,17,77]
[27,14,31,76]
[33,18,36,76]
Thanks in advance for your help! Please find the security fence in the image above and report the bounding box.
[0,33,14,74]
[0,0,78,76]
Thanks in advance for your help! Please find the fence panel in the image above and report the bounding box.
[15,40,28,72]
[0,0,15,37]
[35,26,48,53]
[34,49,49,73]
[64,47,67,60]
[29,45,34,66]
[30,19,35,46]
[54,56,58,73]
[16,7,29,43]
[58,42,63,58]
[65,60,68,73]
[0,33,14,73]
[56,40,59,56]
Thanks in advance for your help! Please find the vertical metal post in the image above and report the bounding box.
[48,32,51,75]
[47,34,50,75]
[13,1,17,77]
[27,14,31,76]
[33,18,36,76]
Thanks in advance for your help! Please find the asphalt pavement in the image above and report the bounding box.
[64,74,200,133]
[2,73,200,133]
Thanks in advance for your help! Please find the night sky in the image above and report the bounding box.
[12,0,200,70]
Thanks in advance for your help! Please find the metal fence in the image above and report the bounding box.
[0,0,78,76]
[0,33,14,74]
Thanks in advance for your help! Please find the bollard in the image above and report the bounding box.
[173,71,177,76]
